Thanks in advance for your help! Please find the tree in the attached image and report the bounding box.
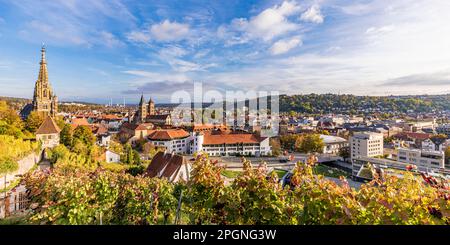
[109,141,124,155]
[60,124,73,147]
[0,101,24,137]
[0,157,18,176]
[25,111,44,133]
[133,150,141,165]
[445,146,450,166]
[339,147,350,160]
[123,143,137,164]
[73,125,95,148]
[269,138,281,156]
[296,134,325,154]
[279,134,298,151]
[142,142,158,158]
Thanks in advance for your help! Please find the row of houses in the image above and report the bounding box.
[122,123,272,157]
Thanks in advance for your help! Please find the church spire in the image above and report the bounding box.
[41,43,46,64]
[32,45,57,118]
[139,93,145,106]
[37,44,49,87]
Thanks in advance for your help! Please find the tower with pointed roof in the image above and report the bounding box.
[133,94,147,124]
[148,97,155,116]
[32,45,58,118]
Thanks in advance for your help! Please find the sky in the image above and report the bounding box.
[0,0,449,104]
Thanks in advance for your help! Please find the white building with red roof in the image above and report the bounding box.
[147,129,191,154]
[190,131,271,157]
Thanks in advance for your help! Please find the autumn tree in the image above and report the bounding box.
[25,111,44,133]
[279,134,298,151]
[296,134,325,154]
[269,138,282,156]
[59,124,73,147]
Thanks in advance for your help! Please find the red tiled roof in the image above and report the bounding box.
[395,132,431,140]
[92,124,108,135]
[147,114,170,120]
[36,116,61,135]
[148,129,189,140]
[101,114,121,120]
[135,123,154,131]
[193,124,228,132]
[203,133,264,145]
[146,152,187,178]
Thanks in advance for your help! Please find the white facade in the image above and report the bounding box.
[149,137,190,154]
[397,148,445,169]
[421,138,449,152]
[36,133,60,149]
[106,150,120,163]
[99,134,111,147]
[320,135,348,154]
[350,132,384,160]
[193,137,271,157]
[190,133,204,153]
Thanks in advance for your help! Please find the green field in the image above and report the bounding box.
[313,164,351,178]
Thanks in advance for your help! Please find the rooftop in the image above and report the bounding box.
[36,116,61,135]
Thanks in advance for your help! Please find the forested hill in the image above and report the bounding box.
[279,94,450,114]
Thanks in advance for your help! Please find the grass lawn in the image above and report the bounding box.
[273,169,288,178]
[221,169,241,178]
[313,164,351,178]
[0,214,30,225]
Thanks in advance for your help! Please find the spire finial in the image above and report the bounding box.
[41,43,46,63]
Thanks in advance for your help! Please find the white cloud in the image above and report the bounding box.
[221,1,301,43]
[270,36,302,55]
[123,70,190,84]
[150,20,190,42]
[98,31,124,48]
[340,3,377,16]
[300,5,324,24]
[159,45,189,58]
[127,20,190,43]
[127,31,151,43]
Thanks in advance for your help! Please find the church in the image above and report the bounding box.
[21,45,58,119]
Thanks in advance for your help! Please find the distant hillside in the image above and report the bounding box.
[2,94,449,114]
[279,94,450,114]
[0,96,32,111]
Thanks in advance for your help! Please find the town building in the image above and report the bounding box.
[421,138,449,152]
[436,124,450,137]
[147,129,191,154]
[146,114,171,126]
[105,150,120,163]
[320,135,348,155]
[349,132,384,160]
[393,132,431,148]
[190,131,271,157]
[396,148,445,169]
[35,116,61,148]
[145,151,191,183]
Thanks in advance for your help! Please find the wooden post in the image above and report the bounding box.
[174,190,183,225]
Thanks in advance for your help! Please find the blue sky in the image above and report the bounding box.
[0,0,449,104]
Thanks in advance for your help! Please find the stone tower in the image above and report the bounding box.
[134,94,147,124]
[148,97,155,115]
[32,45,58,118]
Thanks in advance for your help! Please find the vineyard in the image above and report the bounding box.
[22,153,450,225]
[0,135,39,161]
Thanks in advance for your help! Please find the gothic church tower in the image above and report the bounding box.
[148,97,155,115]
[32,45,58,118]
